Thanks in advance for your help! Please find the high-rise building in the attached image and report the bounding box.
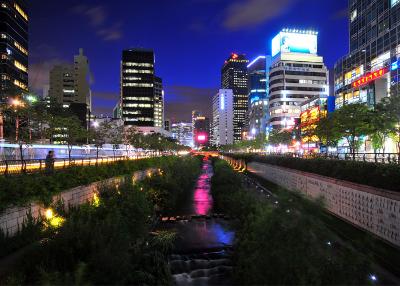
[247,55,271,138]
[164,119,170,131]
[0,0,28,101]
[221,53,249,142]
[193,116,210,147]
[49,49,91,108]
[334,0,400,108]
[121,48,164,130]
[269,29,329,130]
[211,89,234,146]
[49,49,91,126]
[170,122,193,147]
[154,76,164,128]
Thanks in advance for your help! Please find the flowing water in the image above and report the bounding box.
[160,158,235,285]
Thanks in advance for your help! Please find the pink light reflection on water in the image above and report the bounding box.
[193,162,213,215]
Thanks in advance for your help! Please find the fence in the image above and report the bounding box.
[296,152,400,164]
[0,152,161,175]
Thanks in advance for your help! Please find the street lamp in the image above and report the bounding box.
[9,98,26,141]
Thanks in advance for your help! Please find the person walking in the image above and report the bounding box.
[45,150,55,174]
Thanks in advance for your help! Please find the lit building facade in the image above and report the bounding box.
[170,122,193,147]
[247,55,271,138]
[299,95,328,151]
[211,89,234,146]
[221,53,249,142]
[121,48,164,128]
[269,29,329,130]
[193,115,210,147]
[0,0,28,101]
[334,0,400,108]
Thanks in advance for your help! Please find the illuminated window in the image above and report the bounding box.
[14,3,28,21]
[124,69,153,74]
[123,62,153,67]
[14,41,28,55]
[14,60,27,72]
[122,83,153,87]
[14,79,27,90]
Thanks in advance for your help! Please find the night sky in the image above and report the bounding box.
[29,0,348,122]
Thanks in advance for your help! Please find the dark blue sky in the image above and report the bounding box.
[29,0,348,121]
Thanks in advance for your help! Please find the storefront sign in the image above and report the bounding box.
[352,67,388,88]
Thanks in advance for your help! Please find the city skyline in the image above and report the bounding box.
[29,0,348,121]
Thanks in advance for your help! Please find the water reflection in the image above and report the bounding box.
[163,158,235,285]
[193,161,213,215]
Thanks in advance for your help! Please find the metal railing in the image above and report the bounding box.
[270,152,400,164]
[0,152,162,175]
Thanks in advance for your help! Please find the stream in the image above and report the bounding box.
[159,158,235,285]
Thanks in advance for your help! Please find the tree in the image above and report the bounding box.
[88,122,109,161]
[378,94,400,158]
[106,123,124,158]
[268,130,292,147]
[314,115,341,154]
[2,99,34,162]
[368,108,394,154]
[48,116,86,161]
[333,104,372,159]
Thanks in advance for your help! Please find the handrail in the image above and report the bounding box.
[0,155,158,176]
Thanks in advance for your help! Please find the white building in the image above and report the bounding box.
[269,29,329,130]
[211,89,234,146]
[170,122,193,147]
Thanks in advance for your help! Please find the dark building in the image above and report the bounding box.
[164,119,170,131]
[121,49,163,128]
[193,116,210,147]
[221,53,249,142]
[0,0,28,101]
[334,0,400,109]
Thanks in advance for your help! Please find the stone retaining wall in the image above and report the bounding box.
[0,168,157,236]
[246,161,400,247]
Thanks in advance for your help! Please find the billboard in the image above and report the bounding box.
[272,31,318,57]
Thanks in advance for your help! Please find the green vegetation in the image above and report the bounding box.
[227,153,400,192]
[211,159,374,285]
[0,157,161,212]
[1,156,202,285]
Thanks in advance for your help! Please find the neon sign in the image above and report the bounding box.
[352,67,388,88]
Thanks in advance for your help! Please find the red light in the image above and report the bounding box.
[195,132,208,143]
[352,67,388,88]
[232,53,238,59]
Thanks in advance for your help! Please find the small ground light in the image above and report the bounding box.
[286,209,290,213]
[327,241,332,246]
[45,208,53,219]
[369,274,377,282]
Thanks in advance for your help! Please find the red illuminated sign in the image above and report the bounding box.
[352,67,388,88]
[195,132,208,143]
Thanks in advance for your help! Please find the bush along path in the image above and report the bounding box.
[0,156,202,285]
[211,158,385,285]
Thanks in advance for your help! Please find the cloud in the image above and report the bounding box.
[29,59,68,94]
[223,0,295,30]
[332,8,347,20]
[97,23,123,41]
[72,5,106,27]
[91,91,119,116]
[164,85,217,122]
[72,4,123,41]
